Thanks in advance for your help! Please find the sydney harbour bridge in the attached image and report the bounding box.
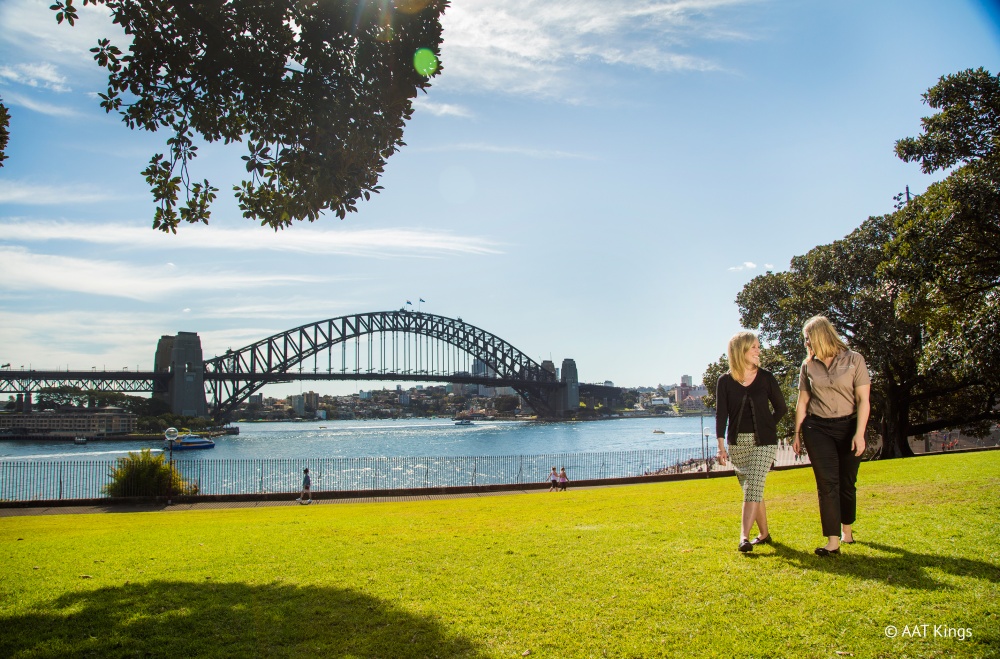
[1,310,621,421]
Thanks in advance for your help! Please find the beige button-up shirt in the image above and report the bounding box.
[798,350,871,418]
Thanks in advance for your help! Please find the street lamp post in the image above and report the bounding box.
[701,415,715,477]
[164,427,178,505]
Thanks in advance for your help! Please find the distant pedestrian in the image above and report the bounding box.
[548,466,559,492]
[296,468,313,504]
[558,467,569,491]
[716,331,787,553]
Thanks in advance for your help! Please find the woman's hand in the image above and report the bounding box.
[717,442,728,466]
[852,433,866,457]
[792,436,801,455]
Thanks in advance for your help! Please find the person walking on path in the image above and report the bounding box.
[558,467,569,491]
[548,466,559,492]
[715,331,788,553]
[296,468,313,504]
[792,316,871,557]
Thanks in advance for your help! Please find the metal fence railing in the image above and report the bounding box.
[0,446,810,503]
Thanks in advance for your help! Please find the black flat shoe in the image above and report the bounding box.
[841,537,855,544]
[739,540,753,553]
[751,534,772,546]
[814,547,840,556]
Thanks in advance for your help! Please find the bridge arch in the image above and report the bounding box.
[203,311,560,420]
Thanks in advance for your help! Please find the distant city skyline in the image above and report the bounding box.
[1,0,998,399]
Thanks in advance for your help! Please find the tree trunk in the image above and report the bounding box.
[877,394,916,459]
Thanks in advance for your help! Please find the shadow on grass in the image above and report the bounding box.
[0,580,487,658]
[768,541,1000,590]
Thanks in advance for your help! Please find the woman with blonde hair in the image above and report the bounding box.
[715,331,788,552]
[793,316,871,556]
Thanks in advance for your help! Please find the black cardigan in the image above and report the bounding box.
[715,369,787,445]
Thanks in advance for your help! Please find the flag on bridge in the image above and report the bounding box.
[406,300,412,305]
[419,298,426,303]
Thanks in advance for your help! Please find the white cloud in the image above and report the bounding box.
[0,0,124,66]
[0,246,323,301]
[420,142,595,160]
[0,180,113,203]
[728,261,757,271]
[0,62,69,91]
[764,263,774,270]
[0,91,77,117]
[438,0,753,99]
[0,221,503,257]
[412,96,474,118]
[0,309,179,370]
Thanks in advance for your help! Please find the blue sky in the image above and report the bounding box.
[1,0,998,398]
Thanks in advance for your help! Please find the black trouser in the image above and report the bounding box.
[803,415,861,537]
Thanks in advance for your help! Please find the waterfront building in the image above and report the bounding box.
[0,408,137,437]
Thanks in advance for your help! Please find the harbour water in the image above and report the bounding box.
[0,416,716,462]
[0,417,814,502]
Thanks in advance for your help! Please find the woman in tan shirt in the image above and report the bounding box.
[792,316,871,556]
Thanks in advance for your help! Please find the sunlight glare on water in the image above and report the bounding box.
[0,417,712,461]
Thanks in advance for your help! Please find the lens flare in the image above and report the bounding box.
[413,48,439,76]
[396,0,433,15]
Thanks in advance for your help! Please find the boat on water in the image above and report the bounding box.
[454,419,474,426]
[166,433,216,451]
[653,430,665,434]
[74,436,87,444]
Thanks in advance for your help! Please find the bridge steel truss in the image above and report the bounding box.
[0,371,167,395]
[203,311,560,421]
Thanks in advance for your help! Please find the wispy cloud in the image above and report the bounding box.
[0,180,113,204]
[0,0,125,65]
[0,221,504,257]
[412,96,474,118]
[0,91,77,117]
[0,246,323,301]
[0,62,69,91]
[439,0,754,99]
[0,309,174,369]
[419,142,595,160]
[728,261,757,271]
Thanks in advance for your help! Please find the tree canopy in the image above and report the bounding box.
[50,0,448,232]
[720,68,1000,458]
[0,97,9,167]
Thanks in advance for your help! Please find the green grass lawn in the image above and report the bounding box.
[1,452,998,658]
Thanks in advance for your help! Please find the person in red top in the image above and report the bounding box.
[793,316,871,556]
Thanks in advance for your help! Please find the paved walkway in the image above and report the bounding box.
[0,484,624,517]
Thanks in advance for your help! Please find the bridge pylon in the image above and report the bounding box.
[154,332,209,418]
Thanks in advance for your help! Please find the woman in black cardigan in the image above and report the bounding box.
[716,331,788,552]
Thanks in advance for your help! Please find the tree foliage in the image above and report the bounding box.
[0,97,9,167]
[728,68,1000,458]
[895,67,1000,174]
[51,0,448,232]
[104,448,198,497]
[36,387,170,416]
[888,69,1000,391]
